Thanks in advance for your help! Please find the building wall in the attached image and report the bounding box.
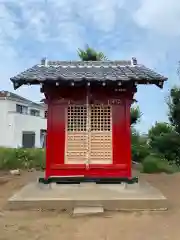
[0,98,47,148]
[0,100,14,147]
[12,113,46,148]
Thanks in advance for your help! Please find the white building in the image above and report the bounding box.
[0,91,47,148]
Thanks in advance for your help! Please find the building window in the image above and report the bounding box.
[40,129,47,148]
[16,104,28,114]
[22,131,35,148]
[30,109,40,116]
[44,110,47,118]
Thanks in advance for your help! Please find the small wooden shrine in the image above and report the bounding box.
[10,58,167,184]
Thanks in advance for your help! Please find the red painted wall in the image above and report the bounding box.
[44,85,134,179]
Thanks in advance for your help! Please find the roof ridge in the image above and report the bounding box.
[46,60,132,66]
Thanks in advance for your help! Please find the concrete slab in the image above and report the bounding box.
[73,206,104,217]
[7,181,168,212]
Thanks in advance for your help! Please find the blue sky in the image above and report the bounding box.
[0,0,180,133]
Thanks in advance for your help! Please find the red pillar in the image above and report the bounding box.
[112,98,132,178]
[45,101,52,179]
[45,101,66,178]
[124,99,132,178]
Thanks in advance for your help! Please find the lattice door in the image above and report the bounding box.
[65,105,88,164]
[89,104,112,164]
[65,104,112,165]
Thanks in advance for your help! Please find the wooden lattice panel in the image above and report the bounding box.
[65,104,112,165]
[65,105,88,164]
[89,105,112,164]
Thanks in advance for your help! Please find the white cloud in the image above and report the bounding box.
[0,0,127,98]
[0,0,176,79]
[1,0,125,48]
[0,4,20,40]
[0,0,127,74]
[133,0,180,36]
[74,0,125,32]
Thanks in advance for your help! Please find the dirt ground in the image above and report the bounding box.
[0,171,180,240]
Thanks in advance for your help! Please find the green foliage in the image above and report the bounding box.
[148,122,180,166]
[130,106,141,125]
[167,86,180,134]
[78,45,108,61]
[131,128,150,162]
[142,155,177,174]
[146,86,180,169]
[148,122,174,139]
[0,147,45,170]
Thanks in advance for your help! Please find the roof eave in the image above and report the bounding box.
[10,76,168,90]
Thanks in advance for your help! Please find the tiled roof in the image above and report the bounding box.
[0,90,45,108]
[0,91,30,102]
[10,58,167,89]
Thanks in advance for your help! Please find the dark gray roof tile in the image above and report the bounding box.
[10,60,167,89]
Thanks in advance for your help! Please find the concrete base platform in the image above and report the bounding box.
[7,181,168,212]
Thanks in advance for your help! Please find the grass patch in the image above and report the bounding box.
[141,155,179,174]
[0,147,45,170]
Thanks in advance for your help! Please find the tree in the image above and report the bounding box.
[145,86,180,167]
[167,86,180,134]
[148,122,174,141]
[78,45,108,61]
[149,87,180,165]
[148,122,180,165]
[130,106,141,125]
[131,127,150,162]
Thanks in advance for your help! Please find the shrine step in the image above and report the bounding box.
[73,206,104,217]
[8,181,168,212]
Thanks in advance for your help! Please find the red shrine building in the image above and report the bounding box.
[10,58,167,183]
